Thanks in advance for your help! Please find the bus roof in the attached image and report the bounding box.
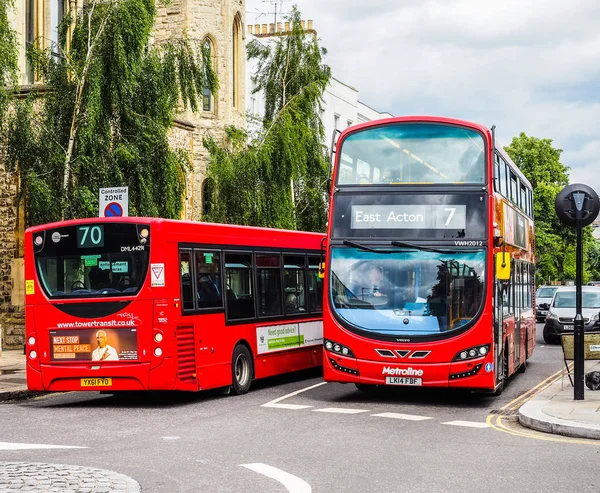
[25,217,325,240]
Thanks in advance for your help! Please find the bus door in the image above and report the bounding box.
[177,249,200,390]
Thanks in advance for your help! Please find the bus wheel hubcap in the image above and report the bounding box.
[235,355,249,385]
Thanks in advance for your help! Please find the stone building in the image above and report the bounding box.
[2,0,246,348]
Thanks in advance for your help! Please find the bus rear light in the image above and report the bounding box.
[453,344,490,361]
[28,336,36,346]
[29,350,37,360]
[154,348,163,357]
[324,339,355,358]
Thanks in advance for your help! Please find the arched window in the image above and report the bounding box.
[202,178,215,217]
[202,37,214,112]
[232,14,242,108]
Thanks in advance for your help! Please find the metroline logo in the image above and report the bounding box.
[382,366,424,377]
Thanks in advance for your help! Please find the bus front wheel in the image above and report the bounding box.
[231,344,253,395]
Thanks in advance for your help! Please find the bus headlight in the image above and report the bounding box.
[453,344,490,361]
[324,339,355,358]
[154,348,163,357]
[154,332,163,343]
[29,350,37,360]
[28,336,36,346]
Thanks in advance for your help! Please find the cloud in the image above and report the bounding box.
[246,0,600,188]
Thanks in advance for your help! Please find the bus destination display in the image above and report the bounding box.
[351,205,466,230]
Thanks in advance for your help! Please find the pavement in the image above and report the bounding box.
[0,350,142,491]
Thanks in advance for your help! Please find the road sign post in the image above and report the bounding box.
[99,187,129,218]
[555,184,600,400]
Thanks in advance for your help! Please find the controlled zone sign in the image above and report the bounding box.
[99,187,128,217]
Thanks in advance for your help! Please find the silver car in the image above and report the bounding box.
[542,286,600,344]
[536,285,558,322]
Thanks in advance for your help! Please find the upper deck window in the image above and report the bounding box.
[337,123,486,186]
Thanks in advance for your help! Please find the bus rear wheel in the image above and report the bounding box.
[231,344,253,395]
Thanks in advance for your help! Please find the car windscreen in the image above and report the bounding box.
[33,223,150,298]
[537,287,557,298]
[552,291,600,309]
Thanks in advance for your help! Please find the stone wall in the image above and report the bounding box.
[0,160,24,349]
[155,0,246,220]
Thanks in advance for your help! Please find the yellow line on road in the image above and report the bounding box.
[487,364,600,445]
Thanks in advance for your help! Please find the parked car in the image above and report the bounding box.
[541,286,600,344]
[536,285,559,322]
[588,281,600,287]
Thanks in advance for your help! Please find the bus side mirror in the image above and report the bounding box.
[494,236,504,247]
[318,262,325,279]
[496,253,511,281]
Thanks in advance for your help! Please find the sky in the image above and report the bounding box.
[246,0,600,194]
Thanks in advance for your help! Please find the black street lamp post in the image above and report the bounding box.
[555,184,600,400]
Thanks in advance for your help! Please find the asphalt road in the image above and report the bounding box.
[1,323,598,493]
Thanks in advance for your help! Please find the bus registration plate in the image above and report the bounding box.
[385,376,422,386]
[81,378,112,387]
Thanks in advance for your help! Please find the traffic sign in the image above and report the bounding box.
[104,202,123,217]
[99,187,128,217]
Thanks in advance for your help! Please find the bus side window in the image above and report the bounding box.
[225,253,255,320]
[195,250,223,309]
[180,250,194,311]
[308,256,323,313]
[256,254,282,317]
[284,255,306,315]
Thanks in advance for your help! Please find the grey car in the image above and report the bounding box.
[542,286,600,344]
[536,285,559,322]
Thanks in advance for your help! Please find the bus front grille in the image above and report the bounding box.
[176,327,196,382]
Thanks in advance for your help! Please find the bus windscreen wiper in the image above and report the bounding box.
[391,241,461,254]
[342,240,393,254]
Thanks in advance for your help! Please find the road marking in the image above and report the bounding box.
[0,441,87,450]
[241,463,311,493]
[261,382,327,409]
[442,420,490,428]
[313,407,369,414]
[161,436,180,440]
[371,412,433,421]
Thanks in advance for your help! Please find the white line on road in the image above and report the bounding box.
[371,412,433,421]
[313,407,369,414]
[261,381,327,409]
[0,441,88,450]
[442,420,490,428]
[241,463,311,493]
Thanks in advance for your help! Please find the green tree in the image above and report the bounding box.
[0,0,18,127]
[204,6,330,232]
[504,133,597,284]
[5,0,215,225]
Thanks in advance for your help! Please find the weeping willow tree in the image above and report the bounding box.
[203,6,330,232]
[5,0,216,225]
[0,0,18,132]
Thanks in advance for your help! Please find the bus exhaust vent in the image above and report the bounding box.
[176,327,196,382]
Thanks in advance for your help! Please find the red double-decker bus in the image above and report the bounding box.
[25,218,325,394]
[323,116,535,393]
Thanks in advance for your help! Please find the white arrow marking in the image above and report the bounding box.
[0,441,87,450]
[261,381,326,409]
[241,463,311,493]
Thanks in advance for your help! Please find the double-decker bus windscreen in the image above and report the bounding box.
[337,123,485,185]
[330,248,485,339]
[33,223,150,298]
